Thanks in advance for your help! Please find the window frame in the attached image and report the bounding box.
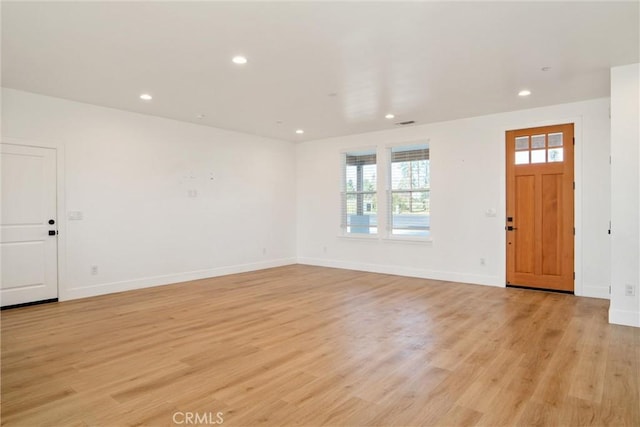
[340,148,379,237]
[385,142,432,242]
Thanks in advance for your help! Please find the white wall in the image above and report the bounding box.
[1,88,297,300]
[297,98,611,299]
[1,88,616,304]
[610,63,640,327]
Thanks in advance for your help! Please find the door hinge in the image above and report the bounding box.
[573,181,575,190]
[573,227,575,235]
[573,137,575,145]
[573,272,575,280]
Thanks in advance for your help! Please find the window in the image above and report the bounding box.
[341,150,377,234]
[514,132,564,165]
[389,144,430,237]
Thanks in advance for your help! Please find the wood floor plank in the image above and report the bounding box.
[568,309,610,403]
[2,265,639,426]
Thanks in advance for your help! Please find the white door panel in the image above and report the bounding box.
[2,152,46,224]
[2,242,46,289]
[1,144,58,306]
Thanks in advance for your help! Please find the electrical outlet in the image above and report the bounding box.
[625,284,636,296]
[91,265,98,275]
[480,258,486,266]
[262,247,267,255]
[323,246,327,254]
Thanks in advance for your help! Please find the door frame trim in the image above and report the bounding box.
[1,137,67,301]
[502,116,584,297]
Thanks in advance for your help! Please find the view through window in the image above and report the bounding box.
[389,144,430,237]
[342,151,377,234]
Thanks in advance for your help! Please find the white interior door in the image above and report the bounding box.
[1,143,58,307]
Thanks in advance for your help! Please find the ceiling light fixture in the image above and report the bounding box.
[518,90,532,97]
[139,93,152,101]
[232,56,247,64]
[541,67,551,72]
[295,129,304,134]
[385,113,395,119]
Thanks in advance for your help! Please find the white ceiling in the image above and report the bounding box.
[2,1,638,142]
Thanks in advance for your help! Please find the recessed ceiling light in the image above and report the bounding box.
[295,129,304,134]
[232,56,247,65]
[541,67,551,72]
[518,90,532,97]
[385,113,395,119]
[196,114,205,119]
[139,93,152,101]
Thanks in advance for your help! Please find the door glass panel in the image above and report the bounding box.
[548,148,563,162]
[548,132,563,147]
[515,137,529,151]
[531,149,546,163]
[515,151,529,165]
[531,134,546,149]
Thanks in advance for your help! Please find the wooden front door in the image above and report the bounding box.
[506,124,574,292]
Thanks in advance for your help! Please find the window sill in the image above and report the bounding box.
[337,233,432,244]
[382,235,433,244]
[338,233,379,240]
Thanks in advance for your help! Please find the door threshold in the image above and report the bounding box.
[1,298,59,310]
[506,284,574,295]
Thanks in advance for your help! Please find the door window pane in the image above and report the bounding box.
[531,134,546,149]
[515,151,529,165]
[515,137,529,151]
[548,133,563,147]
[531,149,546,163]
[548,148,563,162]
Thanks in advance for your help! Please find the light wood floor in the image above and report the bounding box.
[2,265,639,426]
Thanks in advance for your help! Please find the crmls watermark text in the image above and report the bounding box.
[172,411,224,425]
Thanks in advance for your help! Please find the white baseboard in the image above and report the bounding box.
[297,257,502,287]
[609,308,640,327]
[61,257,614,306]
[61,258,297,301]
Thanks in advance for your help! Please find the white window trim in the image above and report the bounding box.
[382,235,434,244]
[340,147,380,238]
[338,233,379,241]
[385,140,432,242]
